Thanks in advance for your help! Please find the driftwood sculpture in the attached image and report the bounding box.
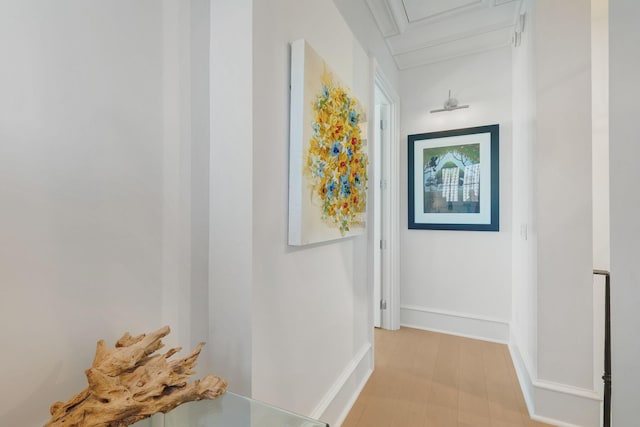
[45,326,227,427]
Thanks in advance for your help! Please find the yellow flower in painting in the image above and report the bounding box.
[305,70,368,235]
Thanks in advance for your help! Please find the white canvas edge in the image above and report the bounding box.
[288,39,305,246]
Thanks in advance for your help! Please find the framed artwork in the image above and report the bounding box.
[288,39,368,246]
[408,124,499,231]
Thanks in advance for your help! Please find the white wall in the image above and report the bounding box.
[535,0,594,391]
[251,1,374,424]
[591,0,608,406]
[511,0,537,400]
[208,0,254,396]
[0,1,199,425]
[334,0,403,333]
[0,2,389,426]
[333,0,400,91]
[190,0,212,354]
[592,0,610,271]
[399,48,513,343]
[510,0,538,408]
[610,1,640,424]
[509,2,601,426]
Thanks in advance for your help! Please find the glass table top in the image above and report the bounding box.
[137,391,330,427]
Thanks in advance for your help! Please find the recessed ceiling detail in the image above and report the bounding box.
[365,0,523,69]
[402,0,484,23]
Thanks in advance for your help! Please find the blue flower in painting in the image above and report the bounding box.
[322,84,330,99]
[340,175,351,197]
[312,159,326,178]
[347,146,354,160]
[311,122,321,135]
[353,173,361,186]
[330,141,342,157]
[326,179,337,197]
[348,110,358,126]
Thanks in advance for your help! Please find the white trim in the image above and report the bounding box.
[529,415,586,427]
[508,337,535,415]
[509,335,602,427]
[310,343,373,422]
[333,367,374,427]
[536,379,602,401]
[509,339,601,401]
[510,330,538,379]
[400,305,510,343]
[372,59,401,331]
[371,90,383,329]
[533,386,602,427]
[402,304,510,324]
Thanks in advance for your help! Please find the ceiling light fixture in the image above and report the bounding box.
[430,90,469,113]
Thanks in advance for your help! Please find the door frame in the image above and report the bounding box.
[370,59,400,331]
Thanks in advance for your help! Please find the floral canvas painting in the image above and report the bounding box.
[289,39,368,246]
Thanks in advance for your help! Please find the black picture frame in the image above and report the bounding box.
[408,124,499,231]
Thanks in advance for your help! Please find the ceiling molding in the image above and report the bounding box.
[365,0,400,37]
[365,0,523,69]
[388,20,515,57]
[385,4,518,55]
[401,0,487,24]
[394,28,512,69]
[387,0,409,34]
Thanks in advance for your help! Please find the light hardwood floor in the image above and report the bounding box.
[341,327,553,427]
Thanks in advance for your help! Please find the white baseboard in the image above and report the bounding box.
[508,336,536,415]
[509,337,602,427]
[400,305,510,343]
[332,366,373,427]
[532,383,602,427]
[310,343,373,426]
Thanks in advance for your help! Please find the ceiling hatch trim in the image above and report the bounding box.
[401,0,486,24]
[366,0,523,69]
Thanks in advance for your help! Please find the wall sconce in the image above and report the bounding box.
[430,90,469,113]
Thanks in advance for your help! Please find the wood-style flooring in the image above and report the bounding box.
[342,327,553,427]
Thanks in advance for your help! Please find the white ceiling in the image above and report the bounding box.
[365,0,523,69]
